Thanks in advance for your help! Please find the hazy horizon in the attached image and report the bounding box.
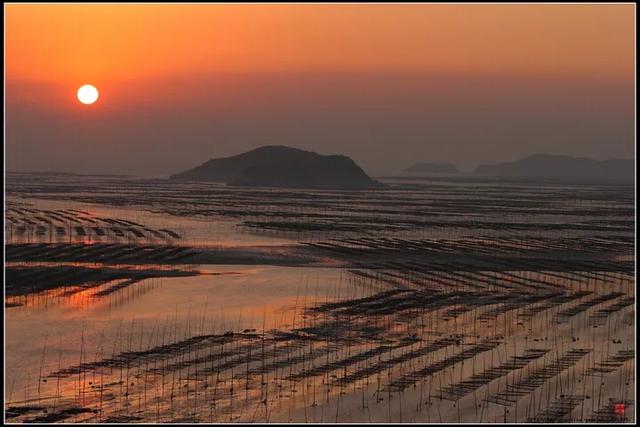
[5,142,637,178]
[6,4,635,176]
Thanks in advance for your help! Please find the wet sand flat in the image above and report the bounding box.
[4,173,635,423]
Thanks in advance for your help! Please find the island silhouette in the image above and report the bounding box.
[171,145,382,189]
[475,154,633,182]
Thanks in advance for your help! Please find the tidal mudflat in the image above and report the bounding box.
[4,172,635,423]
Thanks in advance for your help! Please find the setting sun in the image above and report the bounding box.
[3,4,636,424]
[77,84,99,104]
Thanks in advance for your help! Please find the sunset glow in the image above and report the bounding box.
[4,4,636,424]
[5,4,635,176]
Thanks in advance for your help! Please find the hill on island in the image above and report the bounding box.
[404,162,459,174]
[171,145,382,190]
[475,154,634,182]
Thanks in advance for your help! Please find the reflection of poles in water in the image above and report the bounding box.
[53,335,62,412]
[141,322,154,417]
[184,306,192,411]
[37,334,48,407]
[206,315,215,423]
[78,322,85,406]
[260,306,267,411]
[125,318,135,414]
[98,329,106,422]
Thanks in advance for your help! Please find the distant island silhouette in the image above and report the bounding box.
[475,154,634,182]
[171,145,382,189]
[404,162,459,174]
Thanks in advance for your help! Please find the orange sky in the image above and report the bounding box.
[5,4,636,175]
[6,4,635,84]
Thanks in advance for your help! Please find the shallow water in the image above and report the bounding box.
[5,265,346,401]
[4,173,635,423]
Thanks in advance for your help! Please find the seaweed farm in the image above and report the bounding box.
[4,172,635,423]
